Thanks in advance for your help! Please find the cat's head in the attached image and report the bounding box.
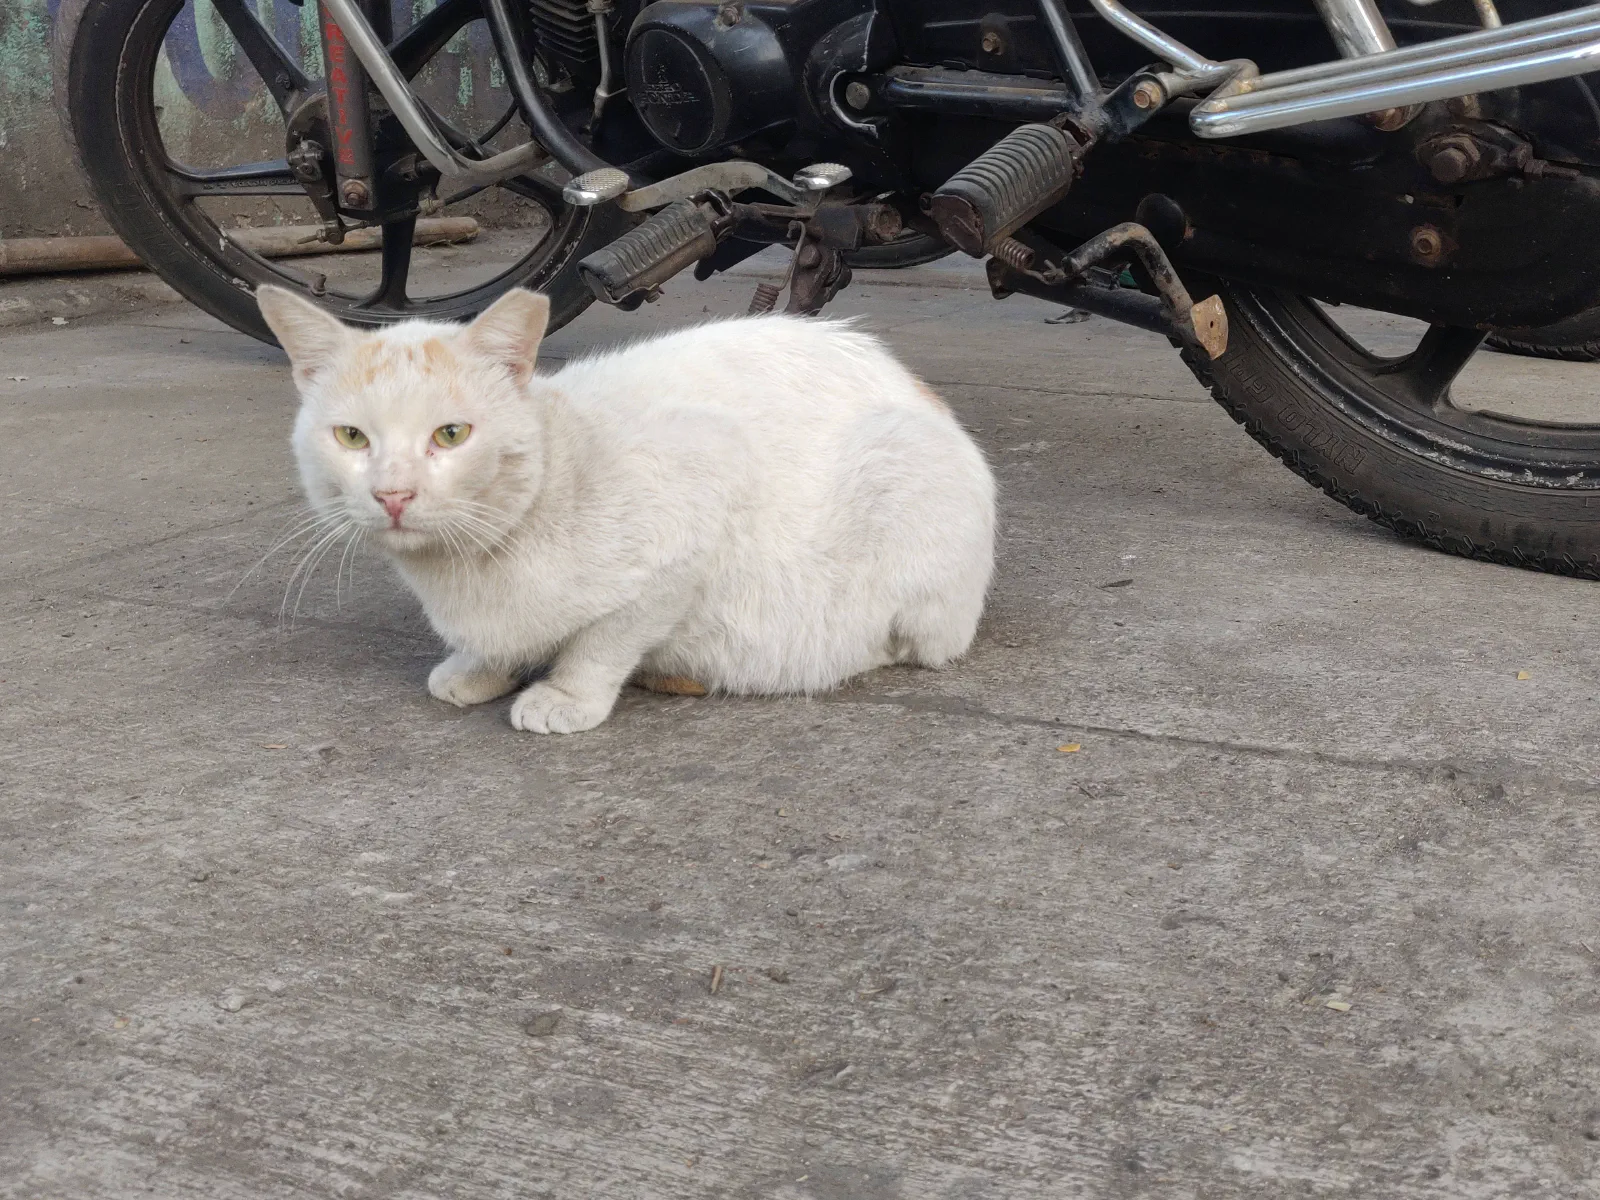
[258,286,551,556]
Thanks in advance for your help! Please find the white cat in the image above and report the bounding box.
[258,286,996,733]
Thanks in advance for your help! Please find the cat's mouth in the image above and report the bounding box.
[373,523,435,552]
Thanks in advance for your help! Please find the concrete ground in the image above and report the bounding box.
[2,250,1599,1200]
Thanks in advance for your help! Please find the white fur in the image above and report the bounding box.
[258,285,996,733]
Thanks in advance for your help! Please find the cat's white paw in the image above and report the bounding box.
[509,682,614,734]
[428,654,518,707]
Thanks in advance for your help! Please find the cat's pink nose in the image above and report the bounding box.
[373,489,415,524]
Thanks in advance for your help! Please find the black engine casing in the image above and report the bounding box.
[626,0,870,156]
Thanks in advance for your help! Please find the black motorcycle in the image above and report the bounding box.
[57,0,1600,575]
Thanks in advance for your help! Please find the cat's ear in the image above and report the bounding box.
[463,288,550,385]
[256,285,350,385]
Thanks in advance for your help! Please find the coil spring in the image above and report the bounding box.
[748,281,783,314]
[991,237,1035,272]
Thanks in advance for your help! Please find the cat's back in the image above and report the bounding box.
[547,315,939,433]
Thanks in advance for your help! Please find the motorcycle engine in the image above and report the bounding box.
[626,0,869,156]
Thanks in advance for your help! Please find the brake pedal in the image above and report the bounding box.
[578,198,725,309]
[928,123,1089,258]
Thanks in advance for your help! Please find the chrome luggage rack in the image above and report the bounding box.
[1086,0,1600,138]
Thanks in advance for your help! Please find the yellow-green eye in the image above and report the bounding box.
[333,425,369,449]
[432,423,472,449]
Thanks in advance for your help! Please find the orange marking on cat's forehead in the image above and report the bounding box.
[418,338,453,369]
[342,335,456,386]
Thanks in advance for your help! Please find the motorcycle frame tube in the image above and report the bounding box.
[1312,0,1397,56]
[318,0,377,208]
[478,0,616,178]
[1037,0,1101,97]
[1083,0,1225,78]
[314,0,593,188]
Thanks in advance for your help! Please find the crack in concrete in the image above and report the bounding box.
[65,588,438,644]
[0,498,304,596]
[922,378,1211,406]
[828,690,1596,793]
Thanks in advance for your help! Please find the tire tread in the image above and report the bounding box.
[1180,343,1600,581]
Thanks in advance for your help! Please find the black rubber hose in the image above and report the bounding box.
[479,0,620,181]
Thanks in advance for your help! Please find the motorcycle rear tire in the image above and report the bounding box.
[1188,284,1600,578]
[1487,309,1600,363]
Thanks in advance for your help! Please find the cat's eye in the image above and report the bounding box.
[432,423,472,449]
[333,425,369,449]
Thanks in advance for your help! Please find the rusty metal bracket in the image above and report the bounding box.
[989,221,1228,359]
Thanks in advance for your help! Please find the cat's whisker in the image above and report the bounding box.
[449,517,528,586]
[293,522,354,627]
[227,508,340,602]
[280,519,353,629]
[278,532,332,624]
[334,525,364,609]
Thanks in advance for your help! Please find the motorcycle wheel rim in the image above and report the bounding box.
[114,0,593,324]
[1237,288,1600,490]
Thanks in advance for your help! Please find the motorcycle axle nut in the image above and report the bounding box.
[1132,81,1163,111]
[340,178,371,208]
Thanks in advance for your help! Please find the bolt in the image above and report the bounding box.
[981,31,1003,54]
[287,140,324,182]
[713,1,742,28]
[845,81,872,111]
[340,178,371,208]
[1367,106,1416,132]
[1422,135,1482,185]
[1411,225,1444,261]
[1131,80,1163,111]
[1429,147,1473,184]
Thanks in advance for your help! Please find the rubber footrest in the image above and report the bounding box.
[578,199,720,307]
[929,124,1084,258]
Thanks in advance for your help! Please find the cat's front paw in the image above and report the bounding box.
[428,653,519,707]
[509,682,615,734]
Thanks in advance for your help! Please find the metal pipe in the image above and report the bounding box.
[881,66,1082,122]
[1037,0,1100,97]
[1242,3,1600,90]
[317,0,557,187]
[1312,0,1396,56]
[588,0,624,128]
[1223,16,1600,105]
[479,0,616,178]
[1192,4,1600,138]
[1311,0,1414,129]
[1084,0,1220,76]
[1410,0,1503,27]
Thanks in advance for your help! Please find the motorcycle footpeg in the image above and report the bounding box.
[578,198,725,309]
[928,123,1088,259]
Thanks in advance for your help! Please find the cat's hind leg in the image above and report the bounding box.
[892,592,983,669]
[428,651,520,707]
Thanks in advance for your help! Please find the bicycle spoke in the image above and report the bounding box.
[167,159,303,198]
[1377,325,1487,410]
[209,0,309,114]
[360,216,418,312]
[391,0,482,78]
